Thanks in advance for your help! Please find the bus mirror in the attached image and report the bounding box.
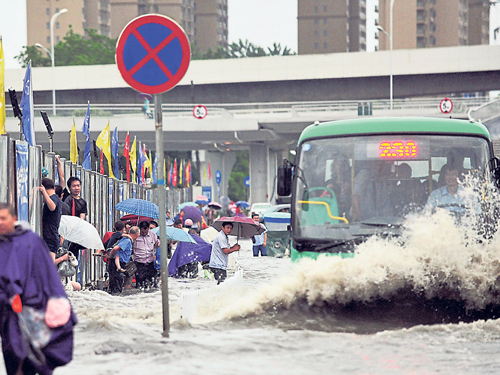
[277,160,293,197]
[491,157,500,189]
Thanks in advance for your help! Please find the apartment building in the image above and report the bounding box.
[377,0,489,50]
[297,0,368,54]
[27,0,226,54]
[193,0,228,52]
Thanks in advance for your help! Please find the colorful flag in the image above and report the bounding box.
[130,136,137,183]
[168,161,172,188]
[143,147,152,179]
[179,159,183,185]
[70,121,78,163]
[137,141,146,185]
[0,37,6,134]
[95,122,115,178]
[173,159,178,187]
[82,101,91,170]
[187,160,192,187]
[208,163,212,180]
[112,126,119,178]
[20,61,35,146]
[100,147,104,174]
[152,153,158,185]
[203,166,207,182]
[123,132,130,182]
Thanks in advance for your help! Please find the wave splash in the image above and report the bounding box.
[218,197,500,329]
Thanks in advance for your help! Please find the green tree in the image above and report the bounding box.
[228,151,249,202]
[267,42,294,56]
[15,28,117,68]
[226,39,267,58]
[14,46,51,68]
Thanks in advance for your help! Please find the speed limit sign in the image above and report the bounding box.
[440,98,453,114]
[193,104,208,119]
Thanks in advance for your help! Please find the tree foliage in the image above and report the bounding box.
[15,28,117,68]
[228,151,249,202]
[192,39,295,60]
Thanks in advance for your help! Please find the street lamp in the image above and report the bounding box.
[50,8,68,116]
[376,25,392,110]
[376,0,395,110]
[35,43,51,57]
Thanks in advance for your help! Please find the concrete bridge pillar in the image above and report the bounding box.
[249,144,269,204]
[206,151,236,201]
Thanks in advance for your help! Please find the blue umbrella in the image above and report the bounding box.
[178,201,198,210]
[235,201,250,208]
[151,226,196,244]
[116,198,159,219]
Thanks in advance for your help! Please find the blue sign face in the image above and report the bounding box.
[202,186,212,202]
[215,170,221,185]
[244,176,250,187]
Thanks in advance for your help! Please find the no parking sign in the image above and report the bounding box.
[116,14,191,94]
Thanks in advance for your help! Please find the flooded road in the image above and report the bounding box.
[4,211,500,374]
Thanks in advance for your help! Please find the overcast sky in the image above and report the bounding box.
[2,0,499,69]
[0,0,298,69]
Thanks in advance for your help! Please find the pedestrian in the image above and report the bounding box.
[55,185,71,216]
[174,209,185,225]
[103,220,128,249]
[209,222,240,284]
[133,221,160,290]
[38,178,62,261]
[183,218,193,233]
[63,177,88,258]
[64,177,87,220]
[251,213,268,257]
[0,203,77,374]
[107,226,139,295]
[173,219,183,229]
[166,211,174,226]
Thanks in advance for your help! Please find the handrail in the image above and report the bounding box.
[297,200,349,224]
[3,97,490,118]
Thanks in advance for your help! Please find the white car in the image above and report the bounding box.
[249,202,272,217]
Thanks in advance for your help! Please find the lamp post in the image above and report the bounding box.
[50,8,68,116]
[376,0,395,110]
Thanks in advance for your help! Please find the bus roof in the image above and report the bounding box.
[298,117,490,145]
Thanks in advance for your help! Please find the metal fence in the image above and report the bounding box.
[5,144,191,288]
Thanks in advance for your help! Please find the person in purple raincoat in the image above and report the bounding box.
[0,203,77,375]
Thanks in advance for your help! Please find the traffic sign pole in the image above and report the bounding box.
[155,94,170,337]
[116,14,191,337]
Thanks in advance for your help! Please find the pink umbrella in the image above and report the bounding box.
[195,195,209,205]
[212,216,265,242]
[208,202,222,210]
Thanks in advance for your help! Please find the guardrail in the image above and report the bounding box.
[4,97,490,118]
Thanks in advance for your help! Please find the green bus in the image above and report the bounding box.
[278,117,500,261]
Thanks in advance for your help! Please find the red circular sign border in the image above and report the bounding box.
[116,14,191,94]
[193,104,208,120]
[440,98,453,114]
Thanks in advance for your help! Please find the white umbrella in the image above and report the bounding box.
[58,215,104,250]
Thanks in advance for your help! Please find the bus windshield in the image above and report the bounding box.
[293,134,491,243]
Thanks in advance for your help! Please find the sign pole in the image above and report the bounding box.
[155,94,170,336]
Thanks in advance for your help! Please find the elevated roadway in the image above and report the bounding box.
[4,44,500,104]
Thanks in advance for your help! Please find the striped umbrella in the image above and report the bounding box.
[115,198,159,220]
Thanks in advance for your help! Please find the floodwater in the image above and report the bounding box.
[5,210,500,374]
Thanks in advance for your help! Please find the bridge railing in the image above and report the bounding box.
[4,97,491,118]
